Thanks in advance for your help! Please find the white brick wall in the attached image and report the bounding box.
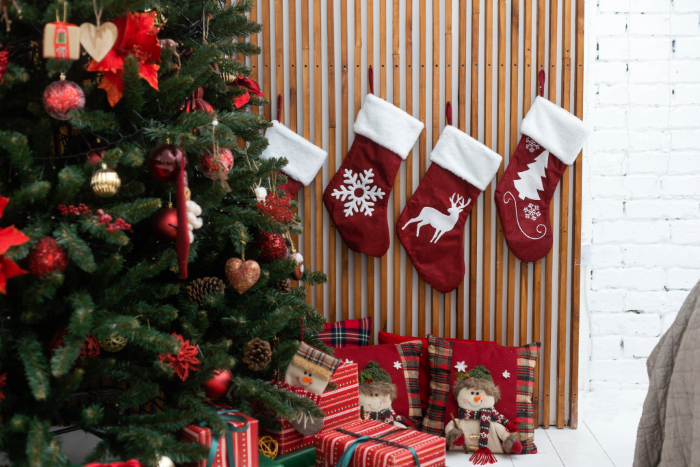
[586,0,700,396]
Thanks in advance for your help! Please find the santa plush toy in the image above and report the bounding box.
[358,362,412,428]
[278,341,342,436]
[445,366,522,464]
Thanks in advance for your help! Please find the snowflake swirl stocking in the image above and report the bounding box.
[494,96,592,262]
[397,126,501,293]
[323,93,423,256]
[259,120,328,199]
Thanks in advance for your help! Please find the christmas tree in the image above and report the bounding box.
[0,1,328,466]
[513,151,548,201]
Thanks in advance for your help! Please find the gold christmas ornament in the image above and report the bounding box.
[100,333,128,352]
[258,435,279,459]
[91,163,121,197]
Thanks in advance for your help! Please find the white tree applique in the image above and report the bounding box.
[523,203,541,220]
[513,151,549,201]
[331,168,385,217]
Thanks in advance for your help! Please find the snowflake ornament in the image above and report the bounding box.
[525,138,540,153]
[454,361,468,372]
[331,168,385,217]
[393,361,402,370]
[502,370,511,379]
[523,203,541,220]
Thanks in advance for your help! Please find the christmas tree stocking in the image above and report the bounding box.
[279,342,342,436]
[323,94,424,257]
[260,120,328,199]
[494,96,592,262]
[397,126,501,293]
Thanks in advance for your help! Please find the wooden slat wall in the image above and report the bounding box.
[255,0,584,427]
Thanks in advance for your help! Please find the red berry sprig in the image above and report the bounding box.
[58,204,91,216]
[96,209,132,232]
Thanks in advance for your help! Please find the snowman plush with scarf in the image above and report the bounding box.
[358,362,412,428]
[445,366,522,464]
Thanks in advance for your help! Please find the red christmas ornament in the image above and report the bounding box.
[158,333,201,381]
[43,76,85,120]
[50,326,101,360]
[0,45,9,85]
[0,372,6,403]
[256,192,294,224]
[179,87,214,114]
[203,369,233,399]
[229,75,264,108]
[151,204,178,242]
[148,144,187,183]
[28,237,68,278]
[198,148,234,179]
[257,231,287,263]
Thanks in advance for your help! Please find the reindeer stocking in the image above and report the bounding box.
[397,125,501,293]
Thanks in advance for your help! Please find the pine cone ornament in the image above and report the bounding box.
[272,278,293,293]
[187,277,225,304]
[243,338,272,371]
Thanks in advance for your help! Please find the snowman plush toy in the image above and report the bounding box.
[445,366,522,464]
[358,362,412,428]
[278,341,342,436]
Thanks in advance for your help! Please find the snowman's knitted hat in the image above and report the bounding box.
[359,361,392,384]
[291,342,342,380]
[457,365,493,382]
[453,365,501,401]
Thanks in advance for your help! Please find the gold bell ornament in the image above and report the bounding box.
[99,333,128,352]
[91,163,121,197]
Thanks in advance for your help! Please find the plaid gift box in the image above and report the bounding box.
[181,405,259,467]
[315,419,445,467]
[266,362,360,455]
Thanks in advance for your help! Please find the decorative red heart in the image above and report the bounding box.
[225,258,260,294]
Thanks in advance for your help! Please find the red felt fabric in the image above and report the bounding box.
[397,163,482,293]
[323,134,402,257]
[278,176,304,199]
[494,136,568,263]
[333,343,416,421]
[377,331,496,411]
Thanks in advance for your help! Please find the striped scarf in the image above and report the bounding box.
[458,407,516,465]
[366,408,409,425]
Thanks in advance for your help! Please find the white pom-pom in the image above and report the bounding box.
[190,217,203,229]
[212,120,219,126]
[158,456,175,467]
[186,200,202,216]
[255,186,268,203]
[188,230,194,244]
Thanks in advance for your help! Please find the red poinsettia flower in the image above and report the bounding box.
[158,333,201,381]
[0,196,29,294]
[230,75,264,108]
[0,372,6,402]
[88,11,161,107]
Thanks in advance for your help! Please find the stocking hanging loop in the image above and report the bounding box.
[446,102,453,126]
[277,94,282,122]
[538,70,545,97]
[368,66,374,95]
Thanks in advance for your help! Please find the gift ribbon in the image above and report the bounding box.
[198,409,250,467]
[334,428,421,467]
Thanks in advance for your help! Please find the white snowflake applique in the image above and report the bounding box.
[331,168,386,217]
[502,370,511,379]
[393,361,402,370]
[345,359,354,364]
[454,361,468,372]
[525,138,540,153]
[523,203,541,220]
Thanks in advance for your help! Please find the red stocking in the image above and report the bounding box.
[494,96,591,262]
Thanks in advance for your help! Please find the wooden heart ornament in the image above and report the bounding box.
[79,22,118,63]
[225,258,260,294]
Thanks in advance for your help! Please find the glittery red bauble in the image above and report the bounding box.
[151,206,179,242]
[50,326,101,360]
[203,369,232,399]
[148,144,188,183]
[257,231,287,263]
[43,79,85,120]
[28,237,69,278]
[198,148,234,179]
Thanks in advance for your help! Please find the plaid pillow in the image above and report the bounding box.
[317,317,372,348]
[423,335,539,454]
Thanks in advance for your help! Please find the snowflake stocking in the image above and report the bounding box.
[323,94,423,256]
[260,120,328,199]
[494,96,592,262]
[397,126,501,293]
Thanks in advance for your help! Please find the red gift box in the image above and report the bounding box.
[181,405,259,467]
[316,420,446,467]
[266,362,360,455]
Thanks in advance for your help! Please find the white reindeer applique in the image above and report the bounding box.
[402,193,471,244]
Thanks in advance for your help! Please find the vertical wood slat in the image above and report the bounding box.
[444,0,452,338]
[457,0,468,341]
[251,2,259,113]
[327,0,337,322]
[366,0,376,339]
[275,0,284,124]
[393,0,402,335]
[522,0,533,350]
[495,0,506,346]
[314,0,323,314]
[289,1,299,289]
[431,0,440,338]
[418,0,427,339]
[341,0,350,321]
[468,0,479,342]
[379,0,389,336]
[405,0,414,336]
[262,0,272,121]
[354,0,362,323]
[570,0,585,430]
[301,0,312,304]
[483,0,494,343]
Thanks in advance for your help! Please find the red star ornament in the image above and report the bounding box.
[158,333,201,381]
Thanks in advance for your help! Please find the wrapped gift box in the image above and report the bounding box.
[266,362,359,455]
[316,420,446,467]
[181,405,259,467]
[43,22,81,60]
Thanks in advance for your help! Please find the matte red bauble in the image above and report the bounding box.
[198,148,234,179]
[43,78,85,120]
[28,237,69,278]
[152,204,178,242]
[203,369,232,399]
[50,326,101,360]
[148,144,188,183]
[257,231,287,263]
